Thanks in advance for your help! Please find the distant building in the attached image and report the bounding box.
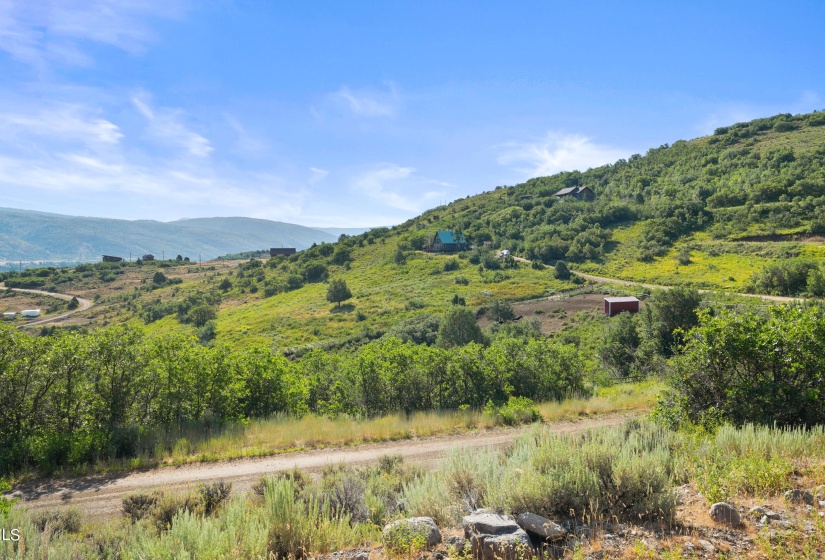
[270,248,297,257]
[553,186,594,201]
[102,255,123,263]
[142,254,155,261]
[604,297,640,317]
[431,231,467,252]
[2,312,15,320]
[21,309,41,318]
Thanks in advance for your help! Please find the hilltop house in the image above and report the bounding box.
[142,254,155,261]
[553,186,594,201]
[270,248,297,257]
[431,231,467,252]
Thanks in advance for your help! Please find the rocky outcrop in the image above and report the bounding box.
[708,502,741,526]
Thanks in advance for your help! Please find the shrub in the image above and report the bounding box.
[122,492,158,522]
[454,276,469,285]
[663,305,825,427]
[488,299,515,322]
[199,480,232,515]
[150,491,201,531]
[443,258,460,272]
[554,260,571,280]
[33,508,82,535]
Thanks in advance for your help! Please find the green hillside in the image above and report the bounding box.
[5,111,825,350]
[0,209,337,264]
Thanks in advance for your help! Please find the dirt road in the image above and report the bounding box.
[0,284,93,327]
[11,413,631,517]
[574,272,803,303]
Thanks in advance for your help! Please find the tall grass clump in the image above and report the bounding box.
[264,478,378,559]
[488,419,676,523]
[683,423,825,503]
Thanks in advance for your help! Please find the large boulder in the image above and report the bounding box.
[709,502,741,526]
[463,512,521,536]
[482,531,533,560]
[463,511,533,560]
[382,517,442,549]
[515,512,567,541]
[784,489,815,505]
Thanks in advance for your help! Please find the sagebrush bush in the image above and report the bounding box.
[199,480,232,515]
[122,492,158,522]
[32,508,82,535]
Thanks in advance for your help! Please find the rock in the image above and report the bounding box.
[759,515,769,525]
[813,485,825,498]
[515,512,567,541]
[683,541,695,551]
[784,489,815,505]
[482,531,533,560]
[698,540,716,553]
[463,511,533,560]
[709,502,742,526]
[352,552,369,560]
[749,506,767,517]
[444,536,466,551]
[819,500,825,508]
[775,520,793,530]
[383,517,442,549]
[463,512,521,536]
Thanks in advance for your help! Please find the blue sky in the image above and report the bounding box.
[0,1,823,227]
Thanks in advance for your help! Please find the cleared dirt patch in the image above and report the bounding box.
[478,292,610,334]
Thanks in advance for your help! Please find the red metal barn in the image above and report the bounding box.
[604,296,640,317]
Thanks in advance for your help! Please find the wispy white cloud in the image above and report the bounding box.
[497,132,631,177]
[0,104,123,144]
[332,84,398,118]
[0,0,188,69]
[133,95,213,158]
[224,114,268,157]
[350,164,445,212]
[309,167,328,183]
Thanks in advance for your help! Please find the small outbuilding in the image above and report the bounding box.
[102,255,123,263]
[21,309,41,318]
[2,312,15,320]
[270,248,297,257]
[604,296,640,317]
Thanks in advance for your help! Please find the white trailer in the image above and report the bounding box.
[21,309,41,318]
[2,312,15,320]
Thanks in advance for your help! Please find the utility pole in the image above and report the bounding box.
[162,250,165,261]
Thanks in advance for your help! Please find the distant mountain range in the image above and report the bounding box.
[0,208,373,264]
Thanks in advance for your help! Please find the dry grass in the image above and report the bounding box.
[152,381,661,466]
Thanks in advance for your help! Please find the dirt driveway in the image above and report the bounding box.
[11,413,632,518]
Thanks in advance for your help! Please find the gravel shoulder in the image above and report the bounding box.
[10,413,632,518]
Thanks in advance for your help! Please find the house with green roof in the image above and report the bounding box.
[431,230,467,252]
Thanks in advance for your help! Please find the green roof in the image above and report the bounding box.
[436,231,466,244]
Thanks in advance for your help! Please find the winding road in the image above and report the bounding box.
[9,413,633,518]
[0,284,93,327]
